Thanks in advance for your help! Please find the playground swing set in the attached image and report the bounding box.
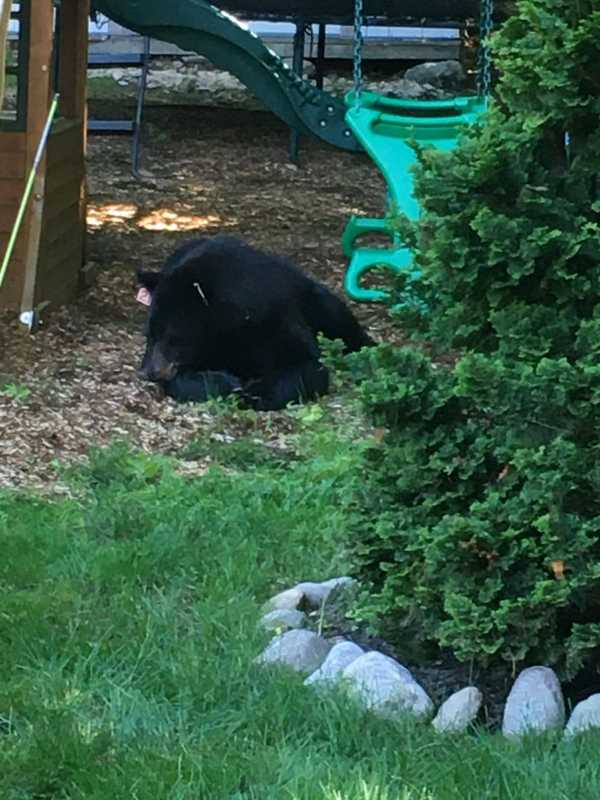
[341,0,494,304]
[0,0,495,322]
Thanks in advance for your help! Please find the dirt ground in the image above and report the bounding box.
[0,102,396,491]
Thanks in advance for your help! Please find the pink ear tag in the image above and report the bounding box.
[136,287,152,307]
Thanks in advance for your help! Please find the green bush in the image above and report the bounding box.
[393,1,600,355]
[347,0,600,679]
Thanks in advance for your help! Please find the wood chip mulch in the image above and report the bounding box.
[0,104,403,493]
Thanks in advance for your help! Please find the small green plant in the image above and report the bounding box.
[295,403,326,426]
[182,434,296,469]
[0,382,31,403]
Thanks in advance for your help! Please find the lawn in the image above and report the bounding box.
[1,430,600,800]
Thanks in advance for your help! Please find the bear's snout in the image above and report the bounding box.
[139,343,178,383]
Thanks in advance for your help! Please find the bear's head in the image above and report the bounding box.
[136,264,215,383]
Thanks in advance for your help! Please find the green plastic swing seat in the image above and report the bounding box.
[342,91,487,303]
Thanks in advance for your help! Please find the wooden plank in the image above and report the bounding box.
[44,127,86,265]
[41,177,83,222]
[45,159,83,195]
[41,247,83,283]
[39,218,84,267]
[0,258,25,309]
[34,246,82,308]
[17,2,89,312]
[0,152,26,179]
[0,202,20,233]
[0,132,27,154]
[20,173,45,318]
[0,232,29,259]
[41,262,81,292]
[58,0,90,121]
[46,145,83,174]
[19,1,54,314]
[46,122,84,163]
[0,178,27,204]
[39,200,80,246]
[27,7,54,137]
[33,267,79,310]
[39,225,84,272]
[49,118,82,137]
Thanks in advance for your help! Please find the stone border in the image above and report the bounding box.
[256,577,600,739]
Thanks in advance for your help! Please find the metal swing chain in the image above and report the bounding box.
[477,0,494,98]
[352,0,364,104]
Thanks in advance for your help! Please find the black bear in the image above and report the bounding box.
[136,235,372,411]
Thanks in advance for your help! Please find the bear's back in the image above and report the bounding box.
[162,234,311,318]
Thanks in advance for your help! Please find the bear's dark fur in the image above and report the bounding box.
[137,235,372,410]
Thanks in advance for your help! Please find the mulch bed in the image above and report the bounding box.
[0,102,398,491]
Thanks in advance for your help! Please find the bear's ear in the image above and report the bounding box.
[136,269,161,291]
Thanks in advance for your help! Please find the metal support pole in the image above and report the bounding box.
[132,35,151,179]
[288,19,305,163]
[315,23,326,90]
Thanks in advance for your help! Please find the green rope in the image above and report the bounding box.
[0,93,60,292]
[477,0,494,97]
[352,0,363,105]
[350,0,495,105]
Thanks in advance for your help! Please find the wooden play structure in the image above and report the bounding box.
[0,0,89,319]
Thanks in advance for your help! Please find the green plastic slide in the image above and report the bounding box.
[93,0,361,152]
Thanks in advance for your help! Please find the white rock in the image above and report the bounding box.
[293,581,330,608]
[147,69,184,90]
[256,629,331,674]
[378,78,438,100]
[320,576,357,593]
[565,694,600,738]
[260,608,307,632]
[293,577,357,609]
[432,687,482,733]
[304,641,364,686]
[403,60,465,89]
[264,587,305,613]
[342,651,434,719]
[502,666,565,737]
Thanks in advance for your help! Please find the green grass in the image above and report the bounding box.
[1,437,600,799]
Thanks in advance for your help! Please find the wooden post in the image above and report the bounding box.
[58,0,90,122]
[58,0,89,289]
[19,0,53,318]
[20,0,90,318]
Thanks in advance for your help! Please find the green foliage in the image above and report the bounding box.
[393,0,600,356]
[347,346,600,675]
[0,382,31,402]
[181,435,296,469]
[347,0,600,679]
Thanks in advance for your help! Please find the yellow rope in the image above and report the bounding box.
[0,94,60,291]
